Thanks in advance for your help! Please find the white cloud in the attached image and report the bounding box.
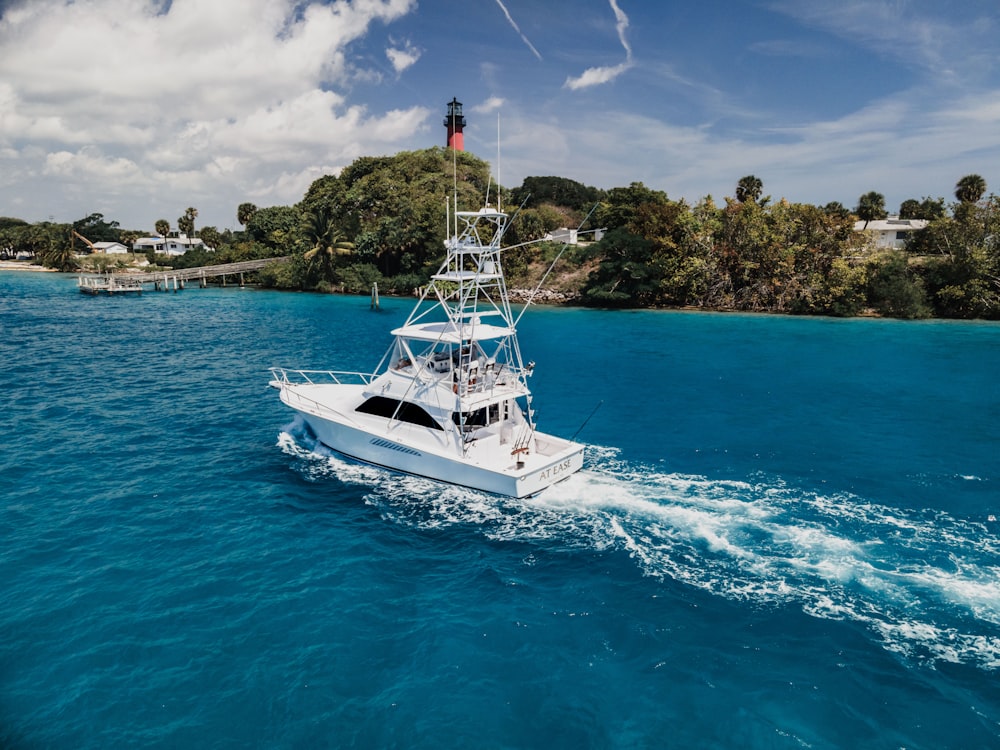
[493,0,542,62]
[492,81,1000,214]
[564,0,634,90]
[43,148,142,182]
[386,39,421,74]
[473,97,505,114]
[0,0,420,229]
[565,61,633,91]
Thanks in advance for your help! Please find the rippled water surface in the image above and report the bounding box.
[2,271,999,748]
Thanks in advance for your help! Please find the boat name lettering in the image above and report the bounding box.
[537,459,572,482]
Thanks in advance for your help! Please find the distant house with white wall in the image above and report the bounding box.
[545,227,578,244]
[543,227,605,244]
[92,241,129,254]
[853,217,928,250]
[132,233,214,256]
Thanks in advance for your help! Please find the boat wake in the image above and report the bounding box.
[278,423,1000,671]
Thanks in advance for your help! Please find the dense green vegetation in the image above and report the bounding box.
[2,148,998,319]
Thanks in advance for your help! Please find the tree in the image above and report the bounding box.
[865,252,931,319]
[199,226,221,250]
[735,175,763,204]
[900,197,946,220]
[38,225,76,271]
[855,191,887,229]
[899,199,921,219]
[823,202,851,220]
[155,219,170,238]
[593,182,670,232]
[178,206,198,236]
[302,205,354,283]
[237,202,258,227]
[916,195,1000,318]
[715,197,793,310]
[919,197,947,220]
[955,174,986,205]
[582,228,661,307]
[119,230,140,251]
[509,176,604,210]
[245,205,300,251]
[73,212,120,242]
[318,147,490,276]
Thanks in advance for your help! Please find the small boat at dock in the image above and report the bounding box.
[270,201,584,497]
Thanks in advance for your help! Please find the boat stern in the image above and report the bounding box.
[511,436,585,497]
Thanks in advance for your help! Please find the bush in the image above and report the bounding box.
[865,253,931,319]
[258,258,303,289]
[381,272,425,295]
[336,263,383,294]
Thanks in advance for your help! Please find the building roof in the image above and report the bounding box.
[853,217,929,232]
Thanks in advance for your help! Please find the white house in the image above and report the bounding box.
[545,227,578,244]
[853,217,928,249]
[133,233,214,256]
[92,241,129,254]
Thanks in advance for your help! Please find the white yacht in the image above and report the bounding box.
[270,202,584,497]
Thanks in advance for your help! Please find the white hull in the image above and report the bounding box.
[279,382,583,498]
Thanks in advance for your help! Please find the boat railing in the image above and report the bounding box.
[268,368,377,387]
[77,275,144,292]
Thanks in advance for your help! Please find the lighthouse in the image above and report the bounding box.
[444,97,466,151]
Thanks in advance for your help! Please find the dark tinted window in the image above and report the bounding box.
[356,397,443,430]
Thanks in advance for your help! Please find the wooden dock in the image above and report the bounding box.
[78,275,144,295]
[112,256,291,291]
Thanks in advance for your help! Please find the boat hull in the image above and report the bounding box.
[279,384,583,498]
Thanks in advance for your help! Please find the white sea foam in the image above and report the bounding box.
[277,430,1000,670]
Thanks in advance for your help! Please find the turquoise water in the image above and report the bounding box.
[2,271,998,748]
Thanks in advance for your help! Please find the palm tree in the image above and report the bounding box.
[898,199,921,219]
[856,191,887,229]
[154,219,169,255]
[823,201,850,220]
[39,227,75,271]
[237,202,258,227]
[302,206,354,282]
[735,175,763,204]
[955,174,986,204]
[178,207,198,237]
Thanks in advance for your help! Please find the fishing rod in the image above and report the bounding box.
[572,399,603,441]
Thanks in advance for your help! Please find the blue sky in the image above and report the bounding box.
[1,0,997,232]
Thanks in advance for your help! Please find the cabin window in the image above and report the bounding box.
[356,396,443,430]
[452,403,500,428]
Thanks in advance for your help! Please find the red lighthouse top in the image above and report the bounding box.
[444,97,466,151]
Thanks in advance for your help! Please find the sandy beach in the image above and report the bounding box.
[0,260,57,272]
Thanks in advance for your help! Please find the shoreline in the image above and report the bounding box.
[2,266,985,321]
[0,261,57,272]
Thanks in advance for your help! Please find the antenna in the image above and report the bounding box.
[497,112,502,212]
[452,137,458,236]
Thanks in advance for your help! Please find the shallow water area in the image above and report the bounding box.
[2,271,999,748]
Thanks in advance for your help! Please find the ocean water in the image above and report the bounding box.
[1,270,998,749]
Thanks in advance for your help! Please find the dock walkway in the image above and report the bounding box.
[127,256,291,288]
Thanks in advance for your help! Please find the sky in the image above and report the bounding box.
[1,0,998,233]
